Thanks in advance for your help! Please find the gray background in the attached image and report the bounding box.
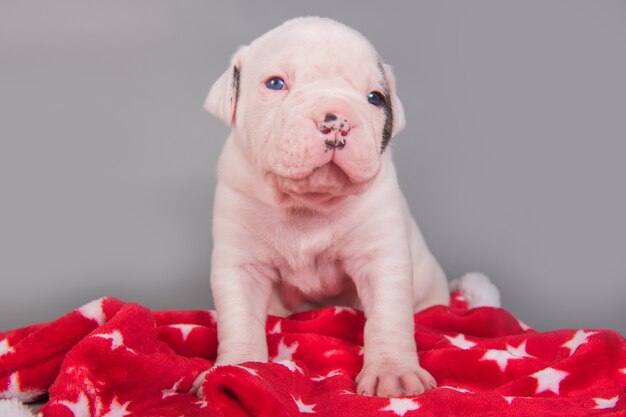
[1,1,624,334]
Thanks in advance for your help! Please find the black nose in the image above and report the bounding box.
[318,113,350,151]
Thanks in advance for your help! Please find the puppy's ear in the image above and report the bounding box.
[204,46,248,125]
[381,63,406,148]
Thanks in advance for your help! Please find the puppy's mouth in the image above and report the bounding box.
[272,162,369,206]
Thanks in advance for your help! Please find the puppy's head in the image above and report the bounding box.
[206,17,405,209]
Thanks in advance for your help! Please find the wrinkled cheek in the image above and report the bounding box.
[266,115,331,178]
[333,127,382,183]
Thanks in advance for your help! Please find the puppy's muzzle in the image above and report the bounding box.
[318,113,351,150]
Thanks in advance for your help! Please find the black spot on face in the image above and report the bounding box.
[377,61,394,153]
[381,90,393,151]
[232,66,241,109]
[324,113,338,123]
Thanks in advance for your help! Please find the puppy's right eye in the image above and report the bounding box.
[265,77,287,90]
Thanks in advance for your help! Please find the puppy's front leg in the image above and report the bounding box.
[348,260,436,397]
[211,265,274,365]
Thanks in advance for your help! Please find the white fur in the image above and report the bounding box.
[451,272,501,308]
[206,17,450,397]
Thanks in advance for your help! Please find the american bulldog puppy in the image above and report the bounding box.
[204,17,450,397]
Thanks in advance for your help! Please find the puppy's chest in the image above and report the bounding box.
[268,222,347,295]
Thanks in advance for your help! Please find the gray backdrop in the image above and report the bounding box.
[1,1,624,334]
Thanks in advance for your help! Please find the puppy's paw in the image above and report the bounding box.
[356,361,436,397]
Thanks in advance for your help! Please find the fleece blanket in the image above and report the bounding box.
[0,294,624,417]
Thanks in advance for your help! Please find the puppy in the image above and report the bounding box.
[204,17,449,397]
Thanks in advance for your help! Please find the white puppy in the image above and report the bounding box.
[205,17,450,397]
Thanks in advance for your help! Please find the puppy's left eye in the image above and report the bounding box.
[266,77,287,90]
[367,91,385,107]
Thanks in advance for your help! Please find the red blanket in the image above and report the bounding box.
[0,294,624,417]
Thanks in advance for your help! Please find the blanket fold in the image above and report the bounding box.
[0,295,624,417]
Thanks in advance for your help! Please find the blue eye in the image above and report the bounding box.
[367,91,385,106]
[266,77,286,90]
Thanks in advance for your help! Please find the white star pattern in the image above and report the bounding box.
[63,366,102,414]
[324,349,342,358]
[161,378,183,398]
[445,334,477,350]
[101,398,132,417]
[269,321,282,335]
[168,324,199,342]
[236,365,259,376]
[439,385,472,394]
[275,360,304,374]
[503,396,516,405]
[0,372,41,402]
[93,331,134,353]
[531,367,569,395]
[0,373,20,398]
[292,396,316,413]
[380,398,420,416]
[481,341,534,372]
[59,391,91,417]
[78,297,106,326]
[311,369,343,382]
[506,341,535,358]
[0,339,14,357]
[481,349,521,372]
[562,330,597,356]
[195,400,209,408]
[271,338,298,362]
[593,396,619,410]
[311,369,343,381]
